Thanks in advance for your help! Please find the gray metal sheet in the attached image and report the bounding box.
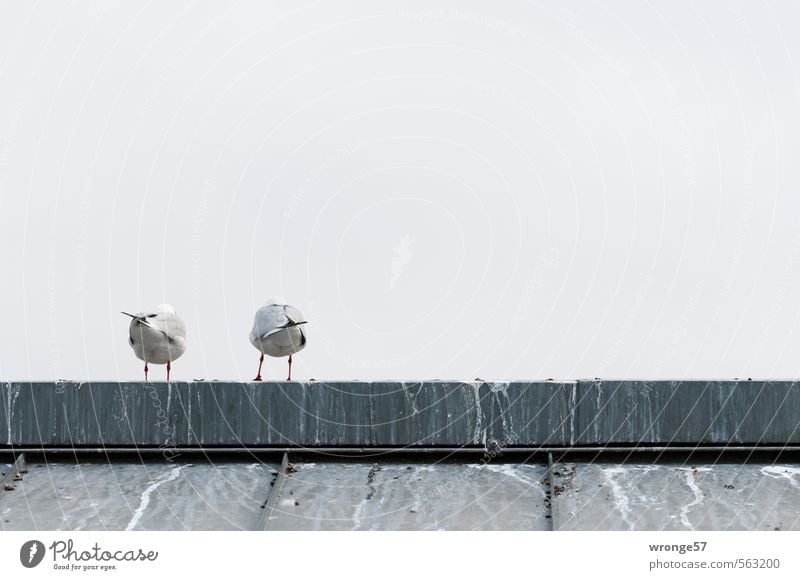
[368,382,481,446]
[481,381,572,445]
[0,384,9,445]
[1,381,573,447]
[712,382,800,442]
[553,462,800,531]
[6,380,800,447]
[0,460,278,531]
[263,461,550,530]
[575,380,800,444]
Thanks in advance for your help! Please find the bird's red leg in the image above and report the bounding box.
[254,353,264,382]
[167,361,171,382]
[144,362,149,381]
[287,355,293,381]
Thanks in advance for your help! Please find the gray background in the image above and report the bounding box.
[1,0,799,381]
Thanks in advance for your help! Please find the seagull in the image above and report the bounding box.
[249,297,307,381]
[122,304,187,381]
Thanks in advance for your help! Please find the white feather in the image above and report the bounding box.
[126,304,187,365]
[249,300,307,358]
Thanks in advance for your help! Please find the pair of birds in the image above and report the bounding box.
[122,297,307,381]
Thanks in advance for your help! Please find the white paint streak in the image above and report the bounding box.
[594,386,602,440]
[187,390,192,440]
[470,382,482,444]
[125,465,186,531]
[679,468,709,529]
[490,382,515,441]
[603,467,634,530]
[569,382,577,445]
[402,382,420,416]
[761,465,800,487]
[352,495,368,530]
[489,381,509,393]
[6,383,21,445]
[479,464,536,487]
[5,383,10,445]
[406,466,425,520]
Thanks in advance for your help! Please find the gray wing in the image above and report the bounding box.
[153,312,187,341]
[283,304,306,326]
[251,304,306,342]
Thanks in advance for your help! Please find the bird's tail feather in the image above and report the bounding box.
[121,311,157,330]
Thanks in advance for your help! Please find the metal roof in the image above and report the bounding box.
[3,380,800,530]
[261,461,549,531]
[1,459,278,531]
[3,456,800,531]
[552,462,800,531]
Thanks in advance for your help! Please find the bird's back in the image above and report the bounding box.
[250,303,307,357]
[128,310,187,364]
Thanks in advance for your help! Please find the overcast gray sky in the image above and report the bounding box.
[1,0,799,381]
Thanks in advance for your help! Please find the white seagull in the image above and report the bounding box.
[122,304,187,381]
[249,297,307,381]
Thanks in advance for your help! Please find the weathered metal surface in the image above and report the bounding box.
[0,460,278,531]
[574,380,800,444]
[3,380,800,447]
[263,461,550,530]
[0,454,24,494]
[480,381,571,445]
[0,381,572,447]
[3,457,800,531]
[552,462,800,531]
[0,387,8,445]
[7,446,800,458]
